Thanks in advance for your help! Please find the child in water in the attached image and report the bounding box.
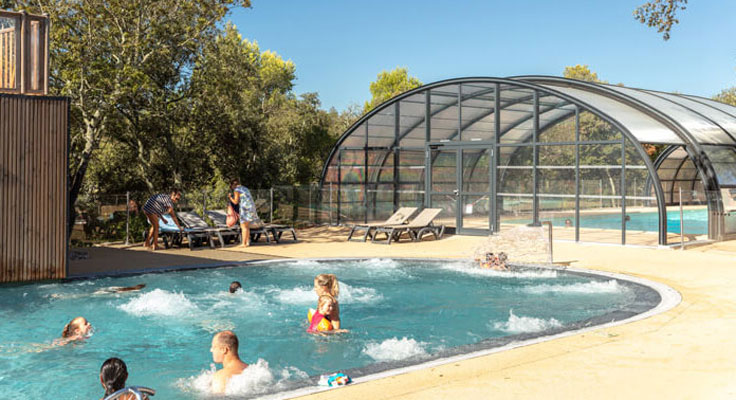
[478,252,509,271]
[314,274,341,329]
[54,316,92,345]
[307,296,348,334]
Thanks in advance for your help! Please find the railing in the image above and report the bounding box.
[0,10,48,95]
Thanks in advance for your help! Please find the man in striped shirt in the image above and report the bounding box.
[143,190,183,250]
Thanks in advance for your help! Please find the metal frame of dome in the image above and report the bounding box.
[320,76,736,245]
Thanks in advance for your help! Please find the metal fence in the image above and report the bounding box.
[71,184,341,244]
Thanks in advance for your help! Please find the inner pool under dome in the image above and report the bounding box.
[0,258,677,399]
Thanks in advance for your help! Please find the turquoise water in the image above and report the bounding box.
[0,259,641,399]
[533,208,708,235]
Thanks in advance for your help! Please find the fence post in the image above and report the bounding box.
[542,221,553,263]
[679,187,684,250]
[329,183,333,225]
[270,187,274,223]
[125,191,130,245]
[202,189,206,215]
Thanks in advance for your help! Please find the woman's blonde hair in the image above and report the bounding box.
[314,274,339,297]
[317,295,335,310]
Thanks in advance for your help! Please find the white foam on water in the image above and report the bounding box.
[118,289,198,317]
[176,359,306,397]
[362,337,428,362]
[440,261,558,279]
[521,279,622,294]
[338,283,382,304]
[272,286,314,305]
[492,310,563,333]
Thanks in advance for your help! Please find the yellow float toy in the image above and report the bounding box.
[307,308,333,332]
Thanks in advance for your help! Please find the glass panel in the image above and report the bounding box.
[431,194,456,229]
[339,150,364,183]
[367,107,395,147]
[398,184,424,208]
[398,150,425,184]
[541,85,683,144]
[497,194,533,231]
[539,103,576,142]
[609,86,732,145]
[498,146,533,195]
[500,86,534,144]
[460,83,495,141]
[462,148,490,193]
[399,93,426,147]
[624,199,660,246]
[341,124,366,147]
[366,184,393,222]
[430,85,459,142]
[652,91,736,140]
[0,16,18,90]
[461,195,490,230]
[538,196,576,241]
[431,150,456,192]
[579,111,622,141]
[367,150,393,183]
[702,145,736,186]
[579,198,622,244]
[338,185,365,223]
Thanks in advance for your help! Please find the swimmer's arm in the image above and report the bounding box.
[211,371,227,394]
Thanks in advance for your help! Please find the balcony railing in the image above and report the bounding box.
[0,10,48,95]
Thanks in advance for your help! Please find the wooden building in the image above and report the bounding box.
[1,11,69,283]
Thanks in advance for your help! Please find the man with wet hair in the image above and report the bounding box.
[210,330,248,394]
[229,281,242,294]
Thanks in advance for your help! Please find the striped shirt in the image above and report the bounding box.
[143,194,174,217]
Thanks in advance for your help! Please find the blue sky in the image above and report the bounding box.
[230,1,736,112]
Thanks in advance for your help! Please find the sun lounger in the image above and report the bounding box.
[143,215,211,250]
[370,208,445,245]
[347,207,418,242]
[178,211,244,249]
[204,209,274,244]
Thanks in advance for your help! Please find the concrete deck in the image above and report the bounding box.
[70,227,736,399]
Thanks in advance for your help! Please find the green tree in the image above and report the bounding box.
[9,0,249,233]
[634,0,688,40]
[713,87,736,107]
[563,65,606,83]
[364,67,422,112]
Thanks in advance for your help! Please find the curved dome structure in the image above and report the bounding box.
[320,76,736,245]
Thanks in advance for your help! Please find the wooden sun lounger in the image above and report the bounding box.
[370,208,445,245]
[347,207,418,242]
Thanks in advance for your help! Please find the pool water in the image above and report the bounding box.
[531,208,708,235]
[0,259,647,399]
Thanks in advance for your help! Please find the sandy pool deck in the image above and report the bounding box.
[72,227,736,399]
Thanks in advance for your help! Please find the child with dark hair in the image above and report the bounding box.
[229,281,242,294]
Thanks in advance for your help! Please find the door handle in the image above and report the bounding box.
[453,189,459,196]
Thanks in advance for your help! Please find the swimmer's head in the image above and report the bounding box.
[100,357,128,396]
[62,316,91,339]
[211,330,239,363]
[229,281,242,293]
[317,295,335,315]
[314,274,339,297]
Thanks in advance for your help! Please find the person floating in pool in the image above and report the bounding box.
[478,252,509,271]
[210,330,249,394]
[55,316,92,345]
[307,295,348,334]
[99,357,149,400]
[314,273,342,329]
[229,281,242,294]
[93,284,146,295]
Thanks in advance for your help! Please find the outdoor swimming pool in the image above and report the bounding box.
[0,259,666,399]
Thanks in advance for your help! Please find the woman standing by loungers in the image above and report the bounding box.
[142,189,183,250]
[228,179,258,247]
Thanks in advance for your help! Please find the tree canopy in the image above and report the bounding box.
[634,0,688,40]
[364,67,422,112]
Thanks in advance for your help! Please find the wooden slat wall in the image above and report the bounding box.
[0,94,68,283]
